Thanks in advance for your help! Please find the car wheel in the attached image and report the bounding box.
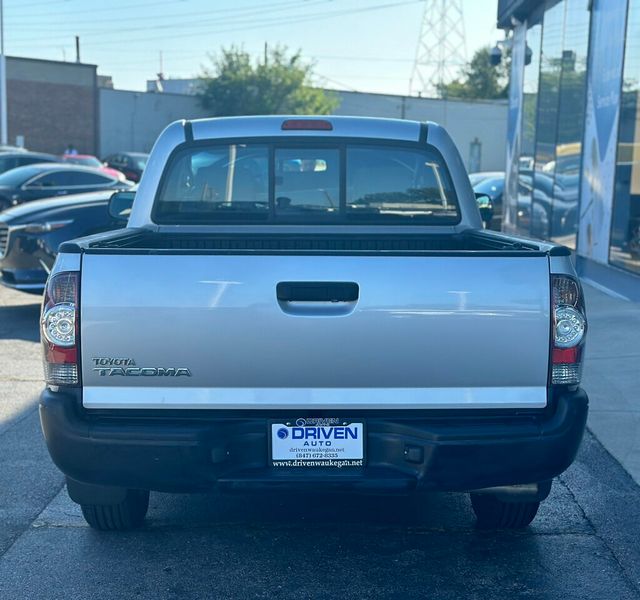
[80,489,149,531]
[470,493,540,529]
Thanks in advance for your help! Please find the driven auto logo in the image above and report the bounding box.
[277,428,289,439]
[92,357,192,377]
[291,426,359,440]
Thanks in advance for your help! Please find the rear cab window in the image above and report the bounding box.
[153,141,460,225]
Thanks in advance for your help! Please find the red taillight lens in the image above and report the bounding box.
[41,271,79,387]
[551,275,587,385]
[281,119,333,131]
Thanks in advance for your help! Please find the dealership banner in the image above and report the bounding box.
[503,23,526,233]
[578,0,628,263]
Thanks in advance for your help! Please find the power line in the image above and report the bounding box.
[5,0,185,17]
[85,0,423,47]
[4,0,313,25]
[3,0,332,42]
[5,1,420,46]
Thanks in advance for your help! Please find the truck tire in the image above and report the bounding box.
[80,489,149,531]
[470,493,540,529]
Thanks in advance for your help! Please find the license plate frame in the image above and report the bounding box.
[269,418,365,468]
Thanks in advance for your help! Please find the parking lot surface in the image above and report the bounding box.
[1,285,639,599]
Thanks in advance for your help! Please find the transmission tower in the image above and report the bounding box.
[409,0,467,98]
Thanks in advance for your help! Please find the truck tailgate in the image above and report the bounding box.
[80,254,551,409]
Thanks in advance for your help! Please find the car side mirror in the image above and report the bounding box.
[108,190,135,222]
[475,193,494,228]
[475,192,493,208]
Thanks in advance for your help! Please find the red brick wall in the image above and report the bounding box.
[7,79,97,155]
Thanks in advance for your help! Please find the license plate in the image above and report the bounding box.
[270,418,365,468]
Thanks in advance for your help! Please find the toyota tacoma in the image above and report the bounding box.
[39,116,588,531]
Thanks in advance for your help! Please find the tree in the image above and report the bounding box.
[198,46,338,116]
[437,46,510,100]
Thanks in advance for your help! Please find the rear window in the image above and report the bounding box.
[154,142,459,225]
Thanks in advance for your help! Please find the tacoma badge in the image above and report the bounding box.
[92,357,191,377]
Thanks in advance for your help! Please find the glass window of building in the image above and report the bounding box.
[531,0,565,240]
[551,0,590,249]
[514,12,543,235]
[610,0,640,274]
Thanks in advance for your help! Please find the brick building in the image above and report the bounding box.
[6,56,98,155]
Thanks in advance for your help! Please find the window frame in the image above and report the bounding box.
[152,137,461,226]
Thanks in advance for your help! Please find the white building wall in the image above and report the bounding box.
[99,86,507,173]
[333,91,508,172]
[99,88,210,157]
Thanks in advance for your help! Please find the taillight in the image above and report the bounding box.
[551,275,586,385]
[41,271,79,387]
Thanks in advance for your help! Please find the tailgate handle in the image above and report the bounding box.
[276,282,359,303]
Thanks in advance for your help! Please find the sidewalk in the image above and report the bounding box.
[581,281,640,484]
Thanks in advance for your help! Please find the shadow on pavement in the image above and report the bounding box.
[0,301,41,342]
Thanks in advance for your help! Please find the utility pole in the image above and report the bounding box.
[75,36,81,63]
[0,0,7,145]
[409,0,467,98]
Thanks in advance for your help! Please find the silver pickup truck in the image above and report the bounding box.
[39,116,588,531]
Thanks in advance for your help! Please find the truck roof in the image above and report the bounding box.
[188,115,424,143]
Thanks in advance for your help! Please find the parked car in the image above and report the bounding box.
[102,152,149,182]
[39,117,588,533]
[0,151,60,178]
[0,163,132,211]
[468,171,502,186]
[517,170,578,240]
[470,171,504,230]
[0,188,132,293]
[61,154,127,181]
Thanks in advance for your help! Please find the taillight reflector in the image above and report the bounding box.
[281,119,333,131]
[552,347,578,364]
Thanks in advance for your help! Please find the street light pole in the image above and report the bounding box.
[0,0,7,145]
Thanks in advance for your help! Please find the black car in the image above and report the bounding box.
[102,152,149,182]
[0,163,132,211]
[0,189,132,293]
[0,151,60,176]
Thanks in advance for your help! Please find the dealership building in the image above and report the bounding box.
[499,0,640,298]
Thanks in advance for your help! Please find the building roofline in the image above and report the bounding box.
[6,55,97,69]
[100,87,204,99]
[331,88,508,106]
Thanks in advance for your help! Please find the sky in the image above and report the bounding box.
[2,0,501,96]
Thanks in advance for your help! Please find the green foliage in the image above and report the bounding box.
[198,46,338,116]
[437,46,509,100]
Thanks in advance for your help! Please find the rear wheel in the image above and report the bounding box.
[470,493,540,529]
[80,489,149,531]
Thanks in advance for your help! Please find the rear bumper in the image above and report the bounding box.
[39,388,588,495]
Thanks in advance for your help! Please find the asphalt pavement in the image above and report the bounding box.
[0,284,639,599]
